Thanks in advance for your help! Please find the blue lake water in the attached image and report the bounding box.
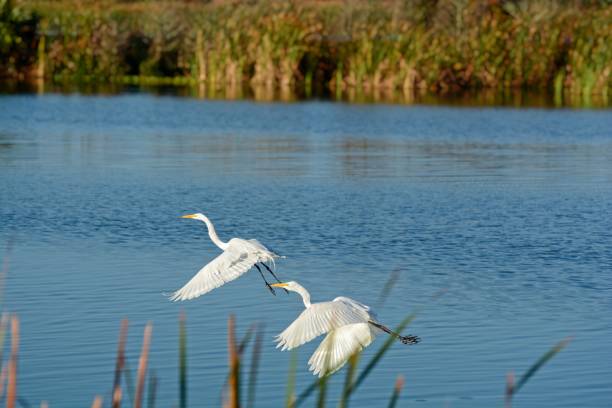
[0,93,611,407]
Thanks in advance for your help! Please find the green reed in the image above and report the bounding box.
[387,375,404,408]
[2,0,609,98]
[179,312,187,408]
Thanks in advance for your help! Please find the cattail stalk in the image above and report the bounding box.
[7,316,19,408]
[113,319,129,408]
[134,323,153,408]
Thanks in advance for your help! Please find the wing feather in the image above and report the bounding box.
[308,323,376,377]
[275,299,370,351]
[169,241,261,301]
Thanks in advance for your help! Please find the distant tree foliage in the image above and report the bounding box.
[1,0,610,95]
[0,0,39,77]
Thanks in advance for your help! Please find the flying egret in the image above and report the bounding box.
[169,213,283,301]
[271,281,420,377]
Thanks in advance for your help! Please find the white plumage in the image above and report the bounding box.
[308,323,375,377]
[169,213,280,301]
[272,281,419,377]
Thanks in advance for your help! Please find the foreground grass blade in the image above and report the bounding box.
[285,349,298,408]
[91,396,103,408]
[339,353,360,408]
[507,337,572,399]
[316,376,328,408]
[123,358,136,408]
[246,324,264,408]
[0,240,13,308]
[113,319,129,408]
[294,379,317,407]
[295,312,418,407]
[179,312,187,408]
[387,375,404,408]
[0,313,9,369]
[238,324,257,356]
[134,322,153,408]
[376,269,400,309]
[7,315,19,408]
[348,313,417,395]
[147,371,158,408]
[0,364,6,400]
[222,321,256,400]
[505,371,515,408]
[227,315,240,408]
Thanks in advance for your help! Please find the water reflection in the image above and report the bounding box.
[0,80,608,108]
[334,138,612,180]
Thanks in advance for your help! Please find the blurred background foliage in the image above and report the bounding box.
[0,0,610,96]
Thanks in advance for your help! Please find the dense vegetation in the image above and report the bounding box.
[1,0,610,97]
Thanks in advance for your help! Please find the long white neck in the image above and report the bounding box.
[201,216,228,250]
[292,283,312,308]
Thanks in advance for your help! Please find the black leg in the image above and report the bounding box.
[260,263,289,294]
[368,321,420,345]
[261,262,282,282]
[254,264,276,296]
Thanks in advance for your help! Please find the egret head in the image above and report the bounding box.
[271,281,301,292]
[272,281,310,306]
[181,213,208,222]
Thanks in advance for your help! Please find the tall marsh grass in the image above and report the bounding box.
[0,310,573,407]
[0,258,571,408]
[2,0,610,99]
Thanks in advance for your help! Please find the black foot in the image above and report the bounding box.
[260,263,289,294]
[265,282,277,296]
[400,335,420,345]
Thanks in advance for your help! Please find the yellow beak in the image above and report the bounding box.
[271,283,288,288]
[181,214,198,219]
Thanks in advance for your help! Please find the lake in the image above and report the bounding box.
[0,92,611,407]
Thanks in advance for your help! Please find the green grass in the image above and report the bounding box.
[1,0,609,99]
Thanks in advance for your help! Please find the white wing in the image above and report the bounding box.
[275,298,371,351]
[308,323,376,377]
[169,238,272,301]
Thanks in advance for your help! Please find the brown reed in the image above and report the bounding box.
[387,375,404,408]
[226,315,239,408]
[112,319,129,408]
[91,396,103,408]
[134,322,153,408]
[7,315,19,408]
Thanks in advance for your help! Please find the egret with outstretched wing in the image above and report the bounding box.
[271,281,420,377]
[169,213,283,301]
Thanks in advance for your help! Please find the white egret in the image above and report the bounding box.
[271,281,419,377]
[169,213,283,301]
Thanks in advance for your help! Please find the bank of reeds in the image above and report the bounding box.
[1,0,610,98]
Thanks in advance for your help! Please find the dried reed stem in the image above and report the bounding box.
[246,324,264,408]
[91,396,103,408]
[387,375,404,408]
[0,363,7,400]
[505,371,515,408]
[134,322,153,408]
[227,315,239,408]
[7,315,19,408]
[113,319,129,408]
